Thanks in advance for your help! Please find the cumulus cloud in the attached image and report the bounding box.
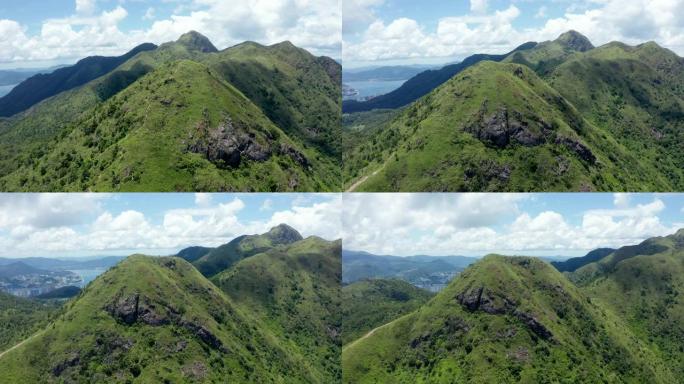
[344,0,684,63]
[343,194,681,256]
[0,194,341,257]
[0,0,341,66]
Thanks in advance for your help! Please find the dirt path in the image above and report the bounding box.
[0,330,42,359]
[346,162,387,192]
[343,321,391,352]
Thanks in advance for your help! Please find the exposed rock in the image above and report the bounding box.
[180,320,227,352]
[105,293,168,326]
[187,114,272,169]
[514,310,554,341]
[513,66,525,78]
[555,136,596,164]
[467,106,546,148]
[457,286,483,311]
[52,352,80,377]
[456,286,514,314]
[279,143,311,169]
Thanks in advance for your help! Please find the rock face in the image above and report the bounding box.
[187,114,272,169]
[467,106,547,148]
[555,136,597,164]
[105,293,225,351]
[456,285,554,342]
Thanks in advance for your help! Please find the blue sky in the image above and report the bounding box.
[0,193,341,258]
[343,0,684,67]
[0,0,341,69]
[343,193,684,257]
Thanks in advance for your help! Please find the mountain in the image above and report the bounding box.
[551,248,615,272]
[0,255,328,382]
[342,42,537,113]
[0,261,49,278]
[0,32,341,192]
[342,250,476,289]
[343,255,675,383]
[344,31,684,191]
[192,224,304,277]
[569,229,684,375]
[0,256,125,270]
[176,246,213,263]
[342,278,433,345]
[343,65,433,82]
[35,286,82,299]
[213,236,342,382]
[0,43,157,117]
[0,291,61,351]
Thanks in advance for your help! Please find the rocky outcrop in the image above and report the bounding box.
[467,105,548,148]
[105,294,169,326]
[279,143,311,169]
[555,136,596,164]
[187,113,272,169]
[180,320,227,352]
[456,285,554,342]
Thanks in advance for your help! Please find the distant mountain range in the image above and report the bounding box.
[344,229,684,383]
[342,249,477,290]
[343,65,435,82]
[0,224,342,383]
[0,31,341,192]
[344,31,684,191]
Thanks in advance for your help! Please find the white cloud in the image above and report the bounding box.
[143,7,156,21]
[344,194,680,256]
[260,198,273,211]
[0,0,341,66]
[76,0,96,15]
[344,0,684,64]
[613,193,631,208]
[0,194,341,257]
[470,0,489,14]
[194,193,212,206]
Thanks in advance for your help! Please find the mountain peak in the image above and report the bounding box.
[266,224,303,244]
[556,30,594,52]
[177,31,218,53]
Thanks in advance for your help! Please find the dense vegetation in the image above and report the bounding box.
[0,292,62,352]
[0,32,341,192]
[342,279,433,344]
[344,31,684,191]
[0,225,341,383]
[343,230,684,383]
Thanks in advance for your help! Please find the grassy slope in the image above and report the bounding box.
[543,43,684,187]
[0,292,62,352]
[343,255,673,383]
[346,61,663,191]
[571,229,684,377]
[1,59,338,191]
[193,224,304,278]
[342,279,434,345]
[213,237,343,383]
[0,255,324,383]
[208,41,342,158]
[0,35,341,192]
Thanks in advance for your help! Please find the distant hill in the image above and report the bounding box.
[0,262,48,279]
[0,256,125,270]
[176,246,213,263]
[35,286,81,299]
[551,248,615,272]
[342,249,476,286]
[342,42,537,113]
[0,43,157,117]
[343,65,433,82]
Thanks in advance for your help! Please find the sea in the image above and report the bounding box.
[343,79,407,101]
[67,268,110,287]
[0,84,17,97]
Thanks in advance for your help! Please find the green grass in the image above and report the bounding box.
[0,292,63,352]
[342,279,434,345]
[343,255,675,383]
[344,34,684,192]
